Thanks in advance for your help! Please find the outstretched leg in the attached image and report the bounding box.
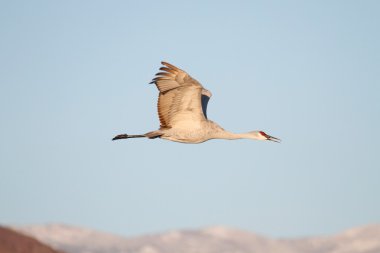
[112,134,146,141]
[112,131,163,141]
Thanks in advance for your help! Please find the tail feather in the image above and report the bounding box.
[145,131,163,139]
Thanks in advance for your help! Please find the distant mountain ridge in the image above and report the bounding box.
[9,224,380,253]
[0,226,64,253]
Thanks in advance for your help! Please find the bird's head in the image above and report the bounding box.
[249,131,281,142]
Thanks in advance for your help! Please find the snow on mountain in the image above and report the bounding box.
[10,224,128,253]
[9,224,380,253]
[0,226,64,253]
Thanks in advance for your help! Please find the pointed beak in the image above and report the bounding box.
[266,134,281,143]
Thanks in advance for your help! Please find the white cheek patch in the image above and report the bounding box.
[257,132,269,140]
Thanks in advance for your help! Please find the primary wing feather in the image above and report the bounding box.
[150,62,212,128]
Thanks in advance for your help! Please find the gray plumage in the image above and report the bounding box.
[112,62,280,144]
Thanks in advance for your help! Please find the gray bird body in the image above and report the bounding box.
[112,62,280,144]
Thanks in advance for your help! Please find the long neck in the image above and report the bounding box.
[215,130,259,140]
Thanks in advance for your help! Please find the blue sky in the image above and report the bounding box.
[0,0,379,238]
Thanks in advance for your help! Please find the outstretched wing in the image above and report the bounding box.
[150,62,212,129]
[201,88,212,119]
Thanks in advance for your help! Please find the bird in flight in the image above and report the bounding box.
[112,62,280,144]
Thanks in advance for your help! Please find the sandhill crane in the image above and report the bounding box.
[112,62,280,144]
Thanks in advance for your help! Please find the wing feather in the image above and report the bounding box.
[150,62,212,128]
